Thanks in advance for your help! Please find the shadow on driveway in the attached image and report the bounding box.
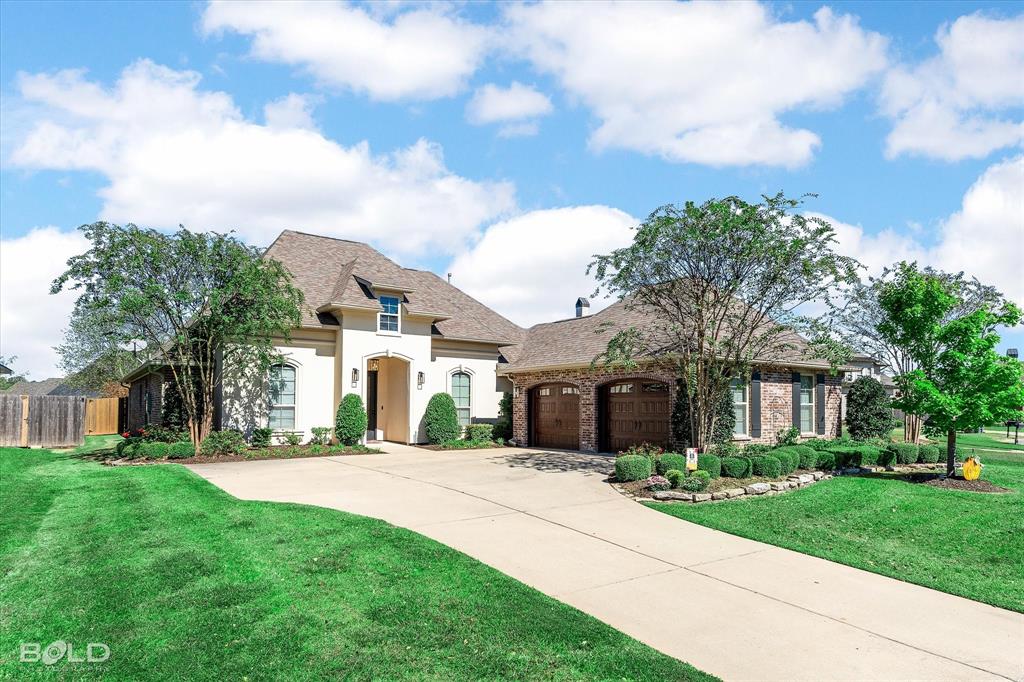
[494,448,615,474]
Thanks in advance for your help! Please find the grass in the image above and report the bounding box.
[648,450,1024,613]
[890,425,1024,454]
[1,437,712,681]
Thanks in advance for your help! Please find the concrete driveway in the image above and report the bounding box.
[188,446,1023,682]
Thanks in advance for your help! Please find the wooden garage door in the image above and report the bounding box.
[531,383,579,449]
[603,380,670,452]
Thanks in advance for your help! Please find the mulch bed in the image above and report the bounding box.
[922,477,1010,493]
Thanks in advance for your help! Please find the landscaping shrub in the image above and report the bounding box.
[918,444,941,464]
[200,429,246,456]
[656,453,687,475]
[425,393,461,443]
[645,475,671,492]
[709,442,739,459]
[615,454,652,482]
[251,427,272,448]
[127,424,188,443]
[336,393,368,446]
[283,431,302,446]
[493,392,513,441]
[115,438,136,457]
[893,442,918,465]
[832,445,881,467]
[697,453,721,479]
[876,447,895,467]
[744,444,772,457]
[760,455,782,478]
[140,442,169,459]
[310,427,333,446]
[721,456,752,478]
[813,451,836,470]
[776,425,800,447]
[121,442,141,459]
[680,470,711,492]
[464,424,494,442]
[805,438,833,451]
[621,443,664,461]
[167,441,195,459]
[665,469,686,489]
[791,445,818,469]
[772,448,797,475]
[845,376,892,440]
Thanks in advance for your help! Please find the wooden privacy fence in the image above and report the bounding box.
[0,395,86,448]
[85,397,120,435]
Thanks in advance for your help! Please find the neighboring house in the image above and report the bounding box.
[0,363,12,375]
[124,228,848,451]
[840,354,897,420]
[500,298,847,451]
[0,377,100,397]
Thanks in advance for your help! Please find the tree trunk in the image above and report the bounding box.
[946,429,956,477]
[904,413,922,444]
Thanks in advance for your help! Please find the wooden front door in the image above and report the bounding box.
[530,383,580,449]
[602,380,670,452]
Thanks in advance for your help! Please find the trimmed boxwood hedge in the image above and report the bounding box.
[813,451,836,470]
[680,469,711,492]
[721,456,752,478]
[918,444,941,464]
[791,445,818,469]
[752,454,782,478]
[697,453,721,479]
[772,448,797,475]
[665,469,686,488]
[657,453,688,476]
[832,445,882,468]
[615,454,653,482]
[891,442,919,465]
[167,441,195,459]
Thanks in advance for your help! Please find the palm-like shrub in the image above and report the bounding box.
[335,393,368,446]
[424,393,461,444]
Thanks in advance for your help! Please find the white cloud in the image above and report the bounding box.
[447,205,636,327]
[503,2,887,167]
[0,227,89,378]
[201,0,490,101]
[827,156,1024,306]
[881,12,1024,160]
[9,59,516,255]
[466,82,553,125]
[263,93,319,130]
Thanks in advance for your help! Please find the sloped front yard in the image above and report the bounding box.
[648,450,1024,613]
[0,439,712,681]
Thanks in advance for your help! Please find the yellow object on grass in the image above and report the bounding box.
[962,457,982,481]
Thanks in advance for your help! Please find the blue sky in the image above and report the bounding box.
[1,1,1021,377]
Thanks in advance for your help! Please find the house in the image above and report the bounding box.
[0,363,12,375]
[0,377,99,397]
[840,354,896,420]
[124,228,846,451]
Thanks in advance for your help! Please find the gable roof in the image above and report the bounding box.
[0,378,99,397]
[502,298,848,374]
[264,230,525,346]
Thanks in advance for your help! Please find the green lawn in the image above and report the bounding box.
[648,450,1024,613]
[890,425,1024,454]
[1,438,712,681]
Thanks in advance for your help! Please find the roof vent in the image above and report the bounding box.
[575,297,590,318]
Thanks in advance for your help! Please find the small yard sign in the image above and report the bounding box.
[686,448,699,471]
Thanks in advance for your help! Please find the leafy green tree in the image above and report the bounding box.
[672,380,734,447]
[845,376,892,440]
[52,223,304,446]
[590,193,858,449]
[335,393,368,446]
[493,392,513,441]
[424,393,460,443]
[877,263,1024,474]
[0,355,26,390]
[835,264,1004,443]
[56,310,138,396]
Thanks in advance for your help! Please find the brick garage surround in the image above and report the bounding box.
[507,365,841,452]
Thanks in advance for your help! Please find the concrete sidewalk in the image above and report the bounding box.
[188,447,1023,681]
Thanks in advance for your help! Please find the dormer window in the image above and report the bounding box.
[378,295,400,333]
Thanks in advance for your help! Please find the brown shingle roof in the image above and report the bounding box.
[264,230,525,346]
[503,298,841,373]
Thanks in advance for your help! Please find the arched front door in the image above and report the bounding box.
[530,383,579,449]
[601,379,670,452]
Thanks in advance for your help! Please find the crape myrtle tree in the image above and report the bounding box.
[590,193,859,451]
[877,262,1024,475]
[835,264,1004,443]
[52,223,304,447]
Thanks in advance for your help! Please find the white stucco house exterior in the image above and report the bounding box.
[214,230,522,444]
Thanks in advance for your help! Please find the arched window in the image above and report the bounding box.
[269,364,296,429]
[450,371,471,427]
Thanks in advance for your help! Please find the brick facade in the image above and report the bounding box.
[507,365,841,452]
[126,368,174,431]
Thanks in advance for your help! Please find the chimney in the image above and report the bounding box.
[447,273,452,284]
[575,297,590,318]
[1009,348,1019,359]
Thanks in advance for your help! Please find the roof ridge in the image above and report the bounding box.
[417,270,525,337]
[279,229,374,248]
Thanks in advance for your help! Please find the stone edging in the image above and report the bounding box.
[648,471,831,503]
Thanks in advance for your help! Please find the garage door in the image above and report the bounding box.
[602,380,670,452]
[531,383,579,449]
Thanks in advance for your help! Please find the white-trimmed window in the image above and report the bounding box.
[378,295,400,333]
[269,364,296,429]
[451,372,471,427]
[731,378,748,436]
[799,374,814,433]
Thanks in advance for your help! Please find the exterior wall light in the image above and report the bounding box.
[417,371,425,389]
[351,368,359,387]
